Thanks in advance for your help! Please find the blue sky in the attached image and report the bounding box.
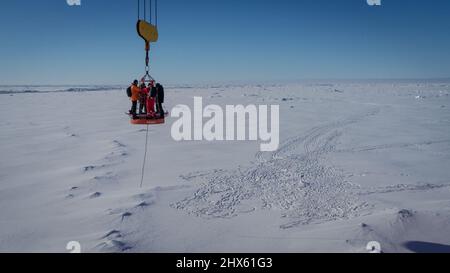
[1,0,450,85]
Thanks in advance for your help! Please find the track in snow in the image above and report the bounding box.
[173,108,381,228]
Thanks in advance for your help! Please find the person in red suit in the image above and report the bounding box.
[146,80,157,118]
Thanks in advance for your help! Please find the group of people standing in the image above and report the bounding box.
[128,80,165,119]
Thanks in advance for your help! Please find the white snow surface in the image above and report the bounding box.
[1,81,450,253]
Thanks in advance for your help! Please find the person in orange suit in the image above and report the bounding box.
[130,80,140,118]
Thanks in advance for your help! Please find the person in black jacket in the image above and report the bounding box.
[155,83,165,117]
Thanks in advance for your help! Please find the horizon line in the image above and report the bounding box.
[1,77,450,87]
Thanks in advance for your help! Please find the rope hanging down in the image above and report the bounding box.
[155,0,158,27]
[137,0,158,25]
[140,124,150,188]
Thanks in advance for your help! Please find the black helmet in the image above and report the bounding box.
[133,80,138,85]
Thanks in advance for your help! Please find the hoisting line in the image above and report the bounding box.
[137,0,158,188]
[140,124,150,188]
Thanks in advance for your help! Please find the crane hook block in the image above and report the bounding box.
[137,20,159,43]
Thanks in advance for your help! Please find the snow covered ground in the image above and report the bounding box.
[1,81,450,253]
